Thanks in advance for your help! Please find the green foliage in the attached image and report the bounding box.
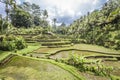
[69,0,120,50]
[110,75,120,80]
[0,0,17,21]
[0,40,15,51]
[10,9,33,28]
[33,16,41,26]
[89,62,113,76]
[66,54,86,72]
[7,27,44,34]
[9,2,49,28]
[61,54,114,77]
[15,36,27,50]
[0,18,9,33]
[0,35,27,51]
[115,32,120,39]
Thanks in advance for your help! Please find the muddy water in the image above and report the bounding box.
[27,53,47,58]
[49,50,105,59]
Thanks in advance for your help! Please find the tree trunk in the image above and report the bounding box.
[5,3,9,21]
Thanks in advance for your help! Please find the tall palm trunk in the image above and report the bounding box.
[5,0,17,21]
[5,0,9,21]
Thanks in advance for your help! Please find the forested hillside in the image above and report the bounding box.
[0,0,120,80]
[69,0,120,50]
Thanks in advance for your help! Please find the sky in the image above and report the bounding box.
[0,0,108,25]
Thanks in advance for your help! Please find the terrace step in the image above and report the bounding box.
[0,54,16,66]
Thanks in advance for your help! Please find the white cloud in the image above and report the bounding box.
[0,0,107,24]
[30,0,106,25]
[16,0,21,4]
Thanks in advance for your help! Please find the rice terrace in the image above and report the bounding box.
[0,0,120,80]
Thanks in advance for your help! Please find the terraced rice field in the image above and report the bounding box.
[29,44,120,59]
[49,49,120,59]
[0,56,82,80]
[28,44,120,79]
[0,43,120,80]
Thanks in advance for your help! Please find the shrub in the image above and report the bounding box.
[67,54,86,72]
[30,54,33,57]
[36,56,39,58]
[15,37,27,50]
[115,33,120,39]
[0,35,27,51]
[23,53,27,56]
[114,40,120,50]
[0,19,9,33]
[62,54,114,77]
[0,39,16,51]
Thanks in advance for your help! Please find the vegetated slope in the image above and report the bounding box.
[0,56,81,80]
[69,0,120,50]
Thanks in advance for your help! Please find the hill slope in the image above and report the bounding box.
[69,0,120,50]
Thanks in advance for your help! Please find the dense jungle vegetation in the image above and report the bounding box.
[0,0,120,80]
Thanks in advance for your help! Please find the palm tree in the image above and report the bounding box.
[0,14,2,19]
[0,0,16,33]
[0,0,16,21]
[53,18,57,28]
[42,9,48,27]
[43,9,48,20]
